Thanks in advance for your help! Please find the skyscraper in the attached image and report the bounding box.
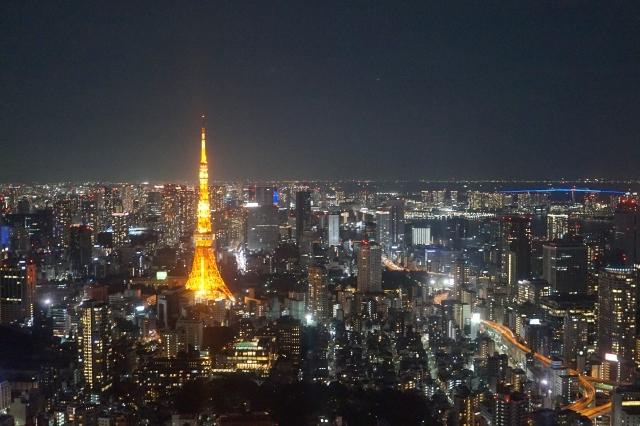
[79,300,113,399]
[598,266,638,382]
[255,186,276,207]
[389,200,405,248]
[493,392,527,426]
[327,214,340,247]
[542,237,588,293]
[0,258,36,325]
[295,190,312,243]
[500,215,532,289]
[547,213,569,241]
[375,210,391,252]
[308,265,330,322]
[68,224,92,276]
[184,117,235,302]
[410,224,431,246]
[357,241,382,293]
[614,199,640,266]
[246,204,279,252]
[612,381,640,426]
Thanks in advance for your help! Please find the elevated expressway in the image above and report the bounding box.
[481,320,611,419]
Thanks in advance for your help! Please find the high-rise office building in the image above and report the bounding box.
[328,214,340,247]
[68,224,92,276]
[308,265,330,322]
[255,186,276,207]
[500,215,532,289]
[0,258,36,325]
[598,266,638,382]
[5,208,54,252]
[612,381,640,426]
[79,300,114,399]
[375,210,391,252]
[562,312,593,369]
[53,198,73,249]
[453,256,469,301]
[110,212,129,247]
[542,237,588,293]
[80,198,99,239]
[246,204,279,253]
[295,191,312,243]
[547,213,569,241]
[357,241,382,293]
[275,316,301,370]
[389,200,405,248]
[614,199,640,266]
[410,225,431,246]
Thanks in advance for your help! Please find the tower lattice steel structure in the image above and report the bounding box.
[185,117,235,302]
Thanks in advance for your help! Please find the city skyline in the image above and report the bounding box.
[2,2,640,182]
[2,3,640,425]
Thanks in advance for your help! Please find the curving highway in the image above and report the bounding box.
[481,320,609,418]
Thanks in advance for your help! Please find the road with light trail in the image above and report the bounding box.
[481,320,609,419]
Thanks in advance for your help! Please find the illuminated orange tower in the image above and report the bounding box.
[185,116,235,302]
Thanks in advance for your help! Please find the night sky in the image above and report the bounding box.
[1,1,639,182]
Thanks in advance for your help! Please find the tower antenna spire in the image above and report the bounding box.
[200,114,207,164]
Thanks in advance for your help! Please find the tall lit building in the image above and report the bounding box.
[492,392,527,426]
[185,118,235,302]
[410,224,431,246]
[612,382,640,426]
[453,256,469,301]
[389,200,405,248]
[275,316,302,370]
[452,386,480,426]
[328,214,340,247]
[357,241,382,293]
[500,215,532,290]
[79,300,113,399]
[598,266,638,382]
[547,213,569,241]
[53,198,73,249]
[110,212,129,247]
[375,210,391,252]
[308,265,330,322]
[0,258,36,325]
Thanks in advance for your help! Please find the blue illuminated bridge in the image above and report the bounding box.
[502,188,627,195]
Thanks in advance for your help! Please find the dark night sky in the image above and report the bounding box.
[1,1,639,182]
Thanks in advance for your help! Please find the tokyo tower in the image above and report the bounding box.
[185,117,235,302]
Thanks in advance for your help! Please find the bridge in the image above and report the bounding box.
[481,320,610,419]
[501,187,626,195]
